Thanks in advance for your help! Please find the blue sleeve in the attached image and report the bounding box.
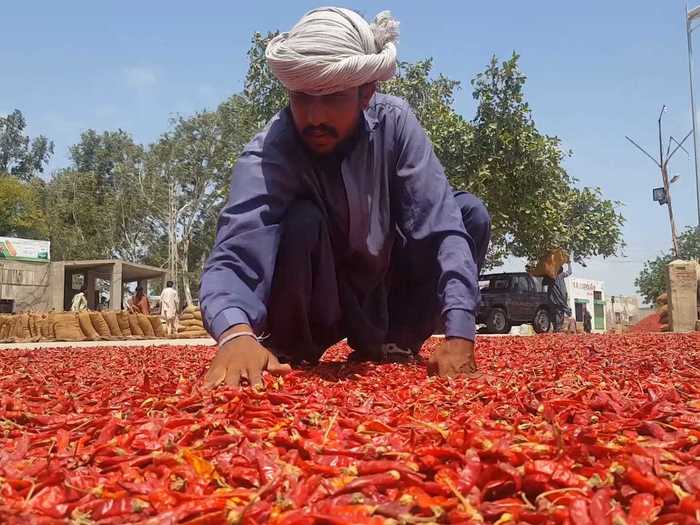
[199,135,299,340]
[394,105,479,341]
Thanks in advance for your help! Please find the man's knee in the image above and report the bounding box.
[454,192,491,241]
[281,200,325,247]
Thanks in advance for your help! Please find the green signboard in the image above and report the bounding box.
[0,237,50,262]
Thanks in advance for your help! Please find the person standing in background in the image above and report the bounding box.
[71,286,88,312]
[543,263,572,332]
[159,281,179,336]
[583,307,592,333]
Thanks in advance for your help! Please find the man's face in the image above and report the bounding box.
[289,84,375,155]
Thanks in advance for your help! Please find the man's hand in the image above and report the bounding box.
[427,337,477,378]
[204,325,292,388]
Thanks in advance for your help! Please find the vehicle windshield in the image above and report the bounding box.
[479,276,510,291]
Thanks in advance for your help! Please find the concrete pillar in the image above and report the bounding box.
[86,270,97,310]
[110,261,123,310]
[666,260,698,333]
[49,262,66,311]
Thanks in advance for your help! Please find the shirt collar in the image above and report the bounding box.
[362,107,379,132]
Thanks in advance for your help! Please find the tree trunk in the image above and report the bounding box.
[167,178,178,283]
[180,238,193,306]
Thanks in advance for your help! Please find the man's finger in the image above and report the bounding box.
[267,354,293,376]
[224,367,241,387]
[204,365,225,388]
[442,366,458,378]
[248,367,263,387]
[270,363,292,376]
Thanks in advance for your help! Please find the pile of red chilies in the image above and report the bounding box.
[1,333,700,524]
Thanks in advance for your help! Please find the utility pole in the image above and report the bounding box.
[626,105,691,258]
[685,1,700,229]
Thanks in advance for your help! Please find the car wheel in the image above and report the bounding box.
[533,307,551,334]
[486,308,510,334]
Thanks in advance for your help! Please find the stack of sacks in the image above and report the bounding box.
[0,310,167,343]
[50,312,87,342]
[177,305,209,338]
[0,312,54,343]
[528,248,570,280]
[0,314,11,341]
[94,311,164,340]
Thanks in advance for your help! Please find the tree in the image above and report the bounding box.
[635,226,700,303]
[0,174,48,238]
[382,60,473,188]
[44,169,111,260]
[0,110,54,180]
[69,129,143,204]
[44,129,153,262]
[143,110,233,305]
[242,32,288,130]
[465,54,624,266]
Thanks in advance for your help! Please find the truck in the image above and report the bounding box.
[477,272,552,334]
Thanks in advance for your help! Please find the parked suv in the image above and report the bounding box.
[477,272,551,334]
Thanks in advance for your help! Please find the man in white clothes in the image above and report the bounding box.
[159,281,179,336]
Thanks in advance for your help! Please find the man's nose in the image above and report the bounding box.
[306,98,328,126]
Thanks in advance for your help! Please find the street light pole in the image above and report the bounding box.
[626,112,691,257]
[685,1,700,229]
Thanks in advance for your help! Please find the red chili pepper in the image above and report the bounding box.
[30,486,70,518]
[356,459,421,477]
[679,496,700,515]
[627,493,661,525]
[626,467,659,493]
[651,514,698,525]
[569,498,593,525]
[273,509,315,525]
[332,470,402,495]
[589,489,612,525]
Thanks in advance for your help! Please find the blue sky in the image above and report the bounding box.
[3,1,699,299]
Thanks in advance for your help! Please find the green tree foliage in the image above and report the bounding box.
[466,54,624,266]
[0,110,54,180]
[242,32,288,129]
[0,174,48,238]
[382,60,473,190]
[44,169,109,260]
[635,226,700,303]
[45,130,151,261]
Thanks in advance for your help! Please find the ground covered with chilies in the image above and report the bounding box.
[1,334,700,525]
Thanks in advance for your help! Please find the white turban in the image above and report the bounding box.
[266,7,399,96]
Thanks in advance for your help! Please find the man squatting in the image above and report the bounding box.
[200,7,491,387]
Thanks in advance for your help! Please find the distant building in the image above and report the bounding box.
[565,277,606,333]
[1,238,167,313]
[606,295,641,331]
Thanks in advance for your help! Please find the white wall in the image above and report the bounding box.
[566,277,606,333]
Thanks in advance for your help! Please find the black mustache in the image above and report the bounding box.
[302,125,338,138]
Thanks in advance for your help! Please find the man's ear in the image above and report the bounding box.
[359,82,377,109]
